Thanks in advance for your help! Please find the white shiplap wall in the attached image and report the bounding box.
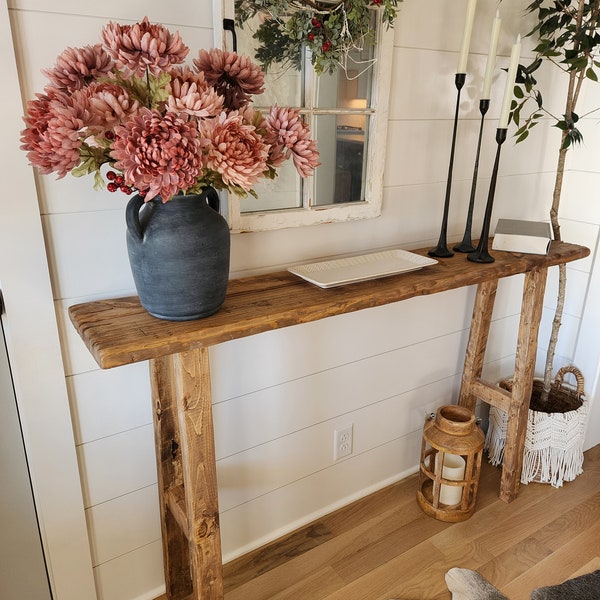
[6,1,600,599]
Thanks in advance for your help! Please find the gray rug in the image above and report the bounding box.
[445,567,600,599]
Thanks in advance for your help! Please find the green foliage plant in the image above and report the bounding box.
[235,0,402,75]
[510,0,600,404]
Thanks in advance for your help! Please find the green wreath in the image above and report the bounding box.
[235,0,402,75]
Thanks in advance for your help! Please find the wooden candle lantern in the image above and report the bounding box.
[417,405,484,522]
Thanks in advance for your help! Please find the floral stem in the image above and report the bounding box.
[146,68,152,109]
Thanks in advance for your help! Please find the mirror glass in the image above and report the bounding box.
[236,12,375,213]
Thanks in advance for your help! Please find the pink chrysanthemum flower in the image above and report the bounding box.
[85,82,141,132]
[290,135,320,178]
[21,89,95,178]
[43,44,113,92]
[166,67,224,118]
[263,106,320,177]
[201,111,268,191]
[20,19,319,200]
[193,49,264,110]
[21,91,64,171]
[21,89,65,135]
[111,108,203,201]
[101,17,189,77]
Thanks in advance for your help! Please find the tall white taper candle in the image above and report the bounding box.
[498,35,521,129]
[458,0,478,73]
[482,11,502,99]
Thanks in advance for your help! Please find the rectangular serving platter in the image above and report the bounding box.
[288,249,438,288]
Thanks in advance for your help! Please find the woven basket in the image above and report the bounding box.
[485,366,588,488]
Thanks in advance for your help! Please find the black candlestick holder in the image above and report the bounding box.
[468,127,508,263]
[454,98,490,253]
[429,73,466,259]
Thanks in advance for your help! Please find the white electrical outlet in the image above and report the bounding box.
[334,424,353,460]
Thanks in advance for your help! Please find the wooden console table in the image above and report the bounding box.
[69,241,588,600]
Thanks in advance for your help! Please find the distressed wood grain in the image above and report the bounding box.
[69,241,589,370]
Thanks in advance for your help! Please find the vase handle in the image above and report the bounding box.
[126,194,146,241]
[205,187,220,213]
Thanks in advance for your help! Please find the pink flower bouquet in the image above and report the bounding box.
[20,17,319,202]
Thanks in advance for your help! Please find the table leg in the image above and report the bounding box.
[151,355,193,599]
[500,268,547,503]
[458,280,498,412]
[458,269,548,503]
[151,348,224,599]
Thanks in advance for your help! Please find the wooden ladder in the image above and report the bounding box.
[457,269,547,503]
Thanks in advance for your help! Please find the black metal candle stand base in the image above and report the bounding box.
[429,73,466,259]
[468,128,507,264]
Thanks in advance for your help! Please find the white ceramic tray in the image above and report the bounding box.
[288,249,438,288]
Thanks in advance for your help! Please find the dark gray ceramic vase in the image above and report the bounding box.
[126,188,230,321]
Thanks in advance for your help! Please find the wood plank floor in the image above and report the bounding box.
[157,444,600,599]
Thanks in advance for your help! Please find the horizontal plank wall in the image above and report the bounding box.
[8,1,599,599]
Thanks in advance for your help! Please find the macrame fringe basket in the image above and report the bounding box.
[485,366,588,488]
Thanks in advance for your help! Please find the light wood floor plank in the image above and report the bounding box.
[572,557,600,578]
[501,518,600,599]
[152,444,599,600]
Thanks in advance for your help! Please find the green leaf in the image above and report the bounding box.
[526,57,543,74]
[147,72,172,107]
[514,85,524,99]
[535,90,543,109]
[516,130,530,143]
[512,106,521,127]
[93,170,105,191]
[586,67,598,81]
[539,15,560,37]
[565,56,590,72]
[515,124,529,137]
[569,128,583,145]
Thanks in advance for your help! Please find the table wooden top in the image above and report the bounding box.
[69,241,589,369]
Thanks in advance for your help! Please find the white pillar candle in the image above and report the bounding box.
[498,34,522,128]
[457,0,478,73]
[436,453,466,506]
[482,11,502,99]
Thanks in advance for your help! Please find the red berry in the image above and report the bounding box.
[323,41,331,52]
[308,33,315,41]
[311,18,321,28]
[138,189,148,198]
[114,175,124,186]
[105,131,115,140]
[107,182,118,192]
[120,185,132,195]
[106,171,117,181]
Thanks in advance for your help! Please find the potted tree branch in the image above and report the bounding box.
[485,0,599,486]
